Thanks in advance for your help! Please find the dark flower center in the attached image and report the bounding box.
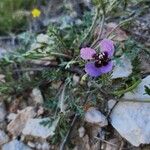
[92,52,110,68]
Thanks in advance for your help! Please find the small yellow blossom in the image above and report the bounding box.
[31,8,41,18]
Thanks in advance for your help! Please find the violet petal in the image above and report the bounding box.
[100,39,114,57]
[80,47,96,60]
[85,62,101,77]
[100,61,113,74]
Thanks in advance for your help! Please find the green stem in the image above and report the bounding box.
[50,30,67,49]
[117,99,150,103]
[50,52,72,59]
[106,0,119,14]
[113,80,141,96]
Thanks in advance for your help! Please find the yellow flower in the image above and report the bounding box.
[31,8,41,18]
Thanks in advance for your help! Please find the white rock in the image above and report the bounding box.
[85,107,108,127]
[0,102,7,122]
[7,107,36,137]
[0,130,9,145]
[110,101,150,146]
[2,140,32,150]
[31,88,44,104]
[22,118,59,139]
[37,34,54,45]
[109,76,150,146]
[7,113,17,122]
[123,76,150,100]
[111,55,133,79]
[41,142,50,150]
[78,126,85,138]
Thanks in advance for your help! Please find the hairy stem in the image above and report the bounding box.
[113,80,141,96]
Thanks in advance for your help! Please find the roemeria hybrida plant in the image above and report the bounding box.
[80,39,115,77]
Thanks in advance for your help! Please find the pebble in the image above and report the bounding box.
[85,107,108,127]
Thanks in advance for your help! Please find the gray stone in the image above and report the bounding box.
[2,140,32,150]
[0,130,9,145]
[7,113,17,122]
[85,107,108,127]
[110,76,150,146]
[22,118,59,139]
[7,107,36,137]
[110,101,150,146]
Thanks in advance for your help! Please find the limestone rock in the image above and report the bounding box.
[110,101,150,146]
[7,113,17,122]
[22,118,59,139]
[0,102,7,122]
[0,130,9,145]
[110,76,150,146]
[2,140,32,150]
[85,107,108,127]
[123,76,150,100]
[111,55,133,79]
[7,107,36,137]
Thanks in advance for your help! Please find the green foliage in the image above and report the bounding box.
[0,0,35,34]
[144,85,150,96]
[124,39,141,61]
[47,11,93,53]
[51,115,70,144]
[0,2,146,145]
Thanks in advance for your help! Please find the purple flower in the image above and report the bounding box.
[80,39,115,77]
